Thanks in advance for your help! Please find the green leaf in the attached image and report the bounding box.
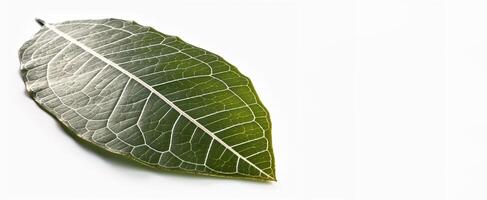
[19,18,275,181]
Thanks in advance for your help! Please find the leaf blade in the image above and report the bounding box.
[20,19,275,181]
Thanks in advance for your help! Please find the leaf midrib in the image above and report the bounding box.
[42,20,273,180]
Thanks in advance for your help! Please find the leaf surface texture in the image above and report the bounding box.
[19,19,275,181]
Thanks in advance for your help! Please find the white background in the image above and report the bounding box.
[1,0,486,199]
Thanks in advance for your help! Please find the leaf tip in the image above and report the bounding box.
[264,174,277,182]
[35,18,45,26]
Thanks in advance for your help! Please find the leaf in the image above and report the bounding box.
[19,18,275,181]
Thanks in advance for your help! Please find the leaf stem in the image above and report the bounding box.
[35,18,45,26]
